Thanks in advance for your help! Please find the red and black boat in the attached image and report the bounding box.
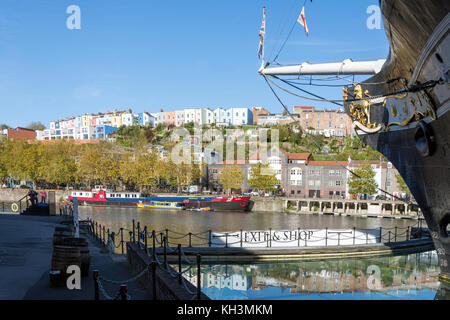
[183,196,254,212]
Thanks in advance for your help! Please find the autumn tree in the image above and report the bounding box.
[248,163,278,192]
[218,165,244,195]
[347,164,378,197]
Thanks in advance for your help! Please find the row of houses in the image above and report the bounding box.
[34,104,355,141]
[206,146,403,200]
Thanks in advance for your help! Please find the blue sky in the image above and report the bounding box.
[0,0,389,128]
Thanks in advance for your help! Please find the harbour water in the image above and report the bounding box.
[77,206,449,300]
[186,251,444,300]
[78,206,420,237]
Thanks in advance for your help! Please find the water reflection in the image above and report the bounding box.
[180,251,447,300]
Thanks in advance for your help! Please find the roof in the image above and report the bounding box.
[308,160,348,167]
[287,153,311,160]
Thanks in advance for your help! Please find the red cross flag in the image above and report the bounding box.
[297,6,309,36]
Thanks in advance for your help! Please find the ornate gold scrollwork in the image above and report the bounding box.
[344,85,382,133]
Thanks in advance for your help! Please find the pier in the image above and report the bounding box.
[279,197,423,217]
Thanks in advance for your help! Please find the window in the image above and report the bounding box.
[315,180,321,186]
[309,180,314,186]
[329,170,335,175]
[336,181,341,186]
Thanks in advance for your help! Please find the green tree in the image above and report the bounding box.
[218,165,244,195]
[347,164,378,197]
[248,163,278,192]
[27,121,46,131]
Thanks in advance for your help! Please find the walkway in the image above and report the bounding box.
[0,214,151,300]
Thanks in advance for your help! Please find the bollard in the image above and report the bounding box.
[151,261,157,300]
[132,220,136,243]
[102,226,106,246]
[144,226,148,254]
[394,227,397,242]
[225,233,228,248]
[137,222,141,248]
[93,270,99,300]
[353,227,356,245]
[178,244,182,285]
[152,230,156,261]
[197,254,201,300]
[379,227,383,242]
[163,236,167,269]
[119,285,128,300]
[407,226,410,241]
[160,233,163,248]
[297,228,301,247]
[137,222,141,246]
[120,228,124,254]
[325,227,328,246]
[189,233,192,247]
[388,231,391,243]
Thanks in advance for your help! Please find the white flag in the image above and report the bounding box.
[297,6,309,36]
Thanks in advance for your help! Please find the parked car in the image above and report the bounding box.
[375,194,388,200]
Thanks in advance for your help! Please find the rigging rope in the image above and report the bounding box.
[262,74,418,206]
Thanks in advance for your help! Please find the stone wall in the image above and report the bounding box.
[126,242,210,300]
[0,188,70,202]
[252,197,285,212]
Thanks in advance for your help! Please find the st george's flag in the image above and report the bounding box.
[297,6,309,36]
[257,8,266,59]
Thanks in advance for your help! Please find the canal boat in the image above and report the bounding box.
[137,201,185,210]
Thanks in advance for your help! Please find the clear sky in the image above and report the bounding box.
[0,0,389,128]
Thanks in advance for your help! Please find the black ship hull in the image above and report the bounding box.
[184,200,254,212]
[344,0,450,281]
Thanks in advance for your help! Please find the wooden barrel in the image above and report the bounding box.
[50,246,81,287]
[53,227,73,246]
[61,237,90,277]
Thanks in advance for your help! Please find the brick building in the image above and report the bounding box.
[293,106,354,137]
[3,127,36,140]
[252,106,271,125]
[207,146,404,199]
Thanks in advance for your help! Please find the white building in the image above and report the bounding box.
[175,110,185,126]
[213,108,227,126]
[121,112,138,127]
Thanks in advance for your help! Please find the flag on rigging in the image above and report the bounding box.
[297,6,309,36]
[258,7,266,59]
